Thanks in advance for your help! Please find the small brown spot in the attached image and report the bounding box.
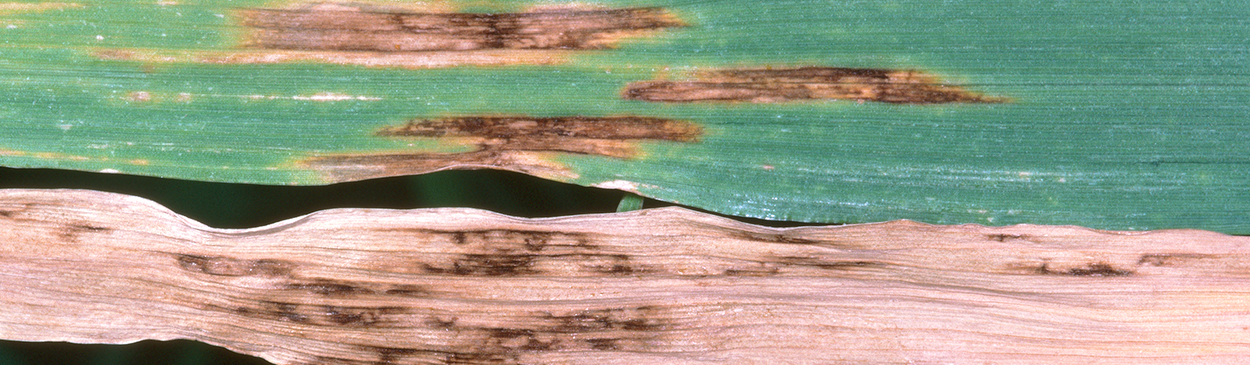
[623,66,1006,104]
[240,6,685,52]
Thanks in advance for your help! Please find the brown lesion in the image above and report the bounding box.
[1035,262,1134,277]
[1136,253,1217,267]
[301,116,702,182]
[93,3,685,68]
[229,301,407,328]
[175,254,295,277]
[623,66,1007,104]
[283,279,377,296]
[987,233,1031,242]
[396,228,648,277]
[59,223,112,243]
[376,116,701,157]
[239,6,687,52]
[223,302,674,359]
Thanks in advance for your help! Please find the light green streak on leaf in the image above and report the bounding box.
[616,193,644,212]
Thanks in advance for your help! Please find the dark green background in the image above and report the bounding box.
[4,0,1248,232]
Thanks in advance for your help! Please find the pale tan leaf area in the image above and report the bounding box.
[2,189,1248,364]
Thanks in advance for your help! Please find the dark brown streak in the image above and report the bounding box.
[69,223,110,232]
[987,233,1030,242]
[722,266,781,277]
[231,301,408,328]
[384,284,431,297]
[1036,262,1134,277]
[385,228,601,253]
[543,307,670,333]
[245,306,673,363]
[388,229,639,277]
[284,279,376,296]
[241,7,686,52]
[731,230,822,245]
[423,254,540,277]
[623,66,1006,104]
[59,223,113,242]
[778,256,884,271]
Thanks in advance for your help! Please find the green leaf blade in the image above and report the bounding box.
[2,0,1248,232]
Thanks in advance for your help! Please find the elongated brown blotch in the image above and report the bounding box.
[94,3,686,68]
[302,116,702,182]
[376,116,702,157]
[240,5,687,52]
[623,66,1006,104]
